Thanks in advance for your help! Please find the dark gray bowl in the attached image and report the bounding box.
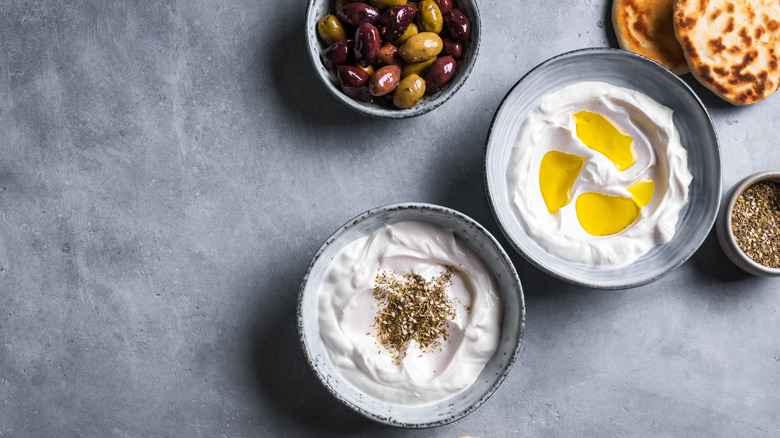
[305,0,480,119]
[297,203,525,427]
[485,48,721,289]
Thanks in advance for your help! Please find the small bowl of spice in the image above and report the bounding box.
[297,203,525,427]
[716,171,780,276]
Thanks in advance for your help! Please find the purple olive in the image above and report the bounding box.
[354,23,380,67]
[337,2,380,27]
[445,9,471,41]
[321,39,355,69]
[423,55,456,93]
[335,0,360,10]
[377,5,417,43]
[442,38,462,59]
[435,0,453,15]
[337,65,370,90]
[345,86,373,101]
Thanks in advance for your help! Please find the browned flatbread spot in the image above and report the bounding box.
[613,0,690,74]
[708,37,726,54]
[738,28,753,46]
[724,16,735,33]
[674,0,780,105]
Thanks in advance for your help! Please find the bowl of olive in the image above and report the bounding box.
[306,0,480,119]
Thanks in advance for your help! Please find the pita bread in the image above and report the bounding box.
[674,0,780,105]
[613,0,690,74]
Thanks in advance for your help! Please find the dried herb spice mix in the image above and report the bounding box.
[372,266,465,363]
[731,180,780,268]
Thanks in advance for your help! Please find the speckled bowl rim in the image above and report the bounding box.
[484,47,721,289]
[304,0,481,119]
[296,202,526,428]
[716,171,780,276]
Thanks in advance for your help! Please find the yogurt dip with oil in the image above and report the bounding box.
[317,221,502,405]
[506,81,692,268]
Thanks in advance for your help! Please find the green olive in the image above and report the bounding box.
[401,57,436,77]
[416,0,443,34]
[369,0,407,9]
[394,22,418,46]
[398,32,443,63]
[351,63,375,76]
[317,14,348,45]
[393,74,426,109]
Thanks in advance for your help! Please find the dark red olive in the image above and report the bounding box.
[435,0,453,15]
[354,23,381,67]
[334,0,360,10]
[321,39,355,69]
[345,86,373,101]
[445,9,471,41]
[423,55,456,93]
[377,5,417,43]
[337,65,370,90]
[337,2,380,27]
[442,38,462,59]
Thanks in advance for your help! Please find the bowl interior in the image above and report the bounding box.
[305,0,480,119]
[485,48,722,289]
[298,203,525,427]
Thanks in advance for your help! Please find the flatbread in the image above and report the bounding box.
[674,0,780,105]
[613,0,690,74]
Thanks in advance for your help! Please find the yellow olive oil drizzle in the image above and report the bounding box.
[538,112,655,236]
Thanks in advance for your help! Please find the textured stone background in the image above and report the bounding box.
[1,0,779,436]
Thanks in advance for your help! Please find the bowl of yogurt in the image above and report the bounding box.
[297,203,525,427]
[485,48,721,289]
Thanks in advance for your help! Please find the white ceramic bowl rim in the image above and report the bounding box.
[720,171,780,275]
[484,47,722,289]
[297,202,526,428]
[304,0,481,119]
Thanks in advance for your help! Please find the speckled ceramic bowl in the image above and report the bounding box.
[485,48,721,289]
[716,171,780,276]
[297,203,525,427]
[305,0,480,119]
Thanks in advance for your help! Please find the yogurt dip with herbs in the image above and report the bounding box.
[317,221,502,405]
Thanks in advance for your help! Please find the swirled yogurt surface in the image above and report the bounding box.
[507,81,693,268]
[317,221,502,405]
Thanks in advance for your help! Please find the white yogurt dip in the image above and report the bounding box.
[506,81,692,268]
[317,221,502,405]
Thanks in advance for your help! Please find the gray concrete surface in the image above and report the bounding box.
[1,0,779,436]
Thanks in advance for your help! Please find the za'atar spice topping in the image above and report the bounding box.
[731,180,780,268]
[372,266,464,363]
